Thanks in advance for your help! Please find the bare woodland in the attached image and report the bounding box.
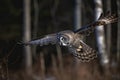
[0,0,120,80]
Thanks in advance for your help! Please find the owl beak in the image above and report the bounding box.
[62,43,67,46]
[59,41,66,46]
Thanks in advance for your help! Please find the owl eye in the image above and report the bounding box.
[60,36,69,46]
[60,37,67,41]
[60,37,67,42]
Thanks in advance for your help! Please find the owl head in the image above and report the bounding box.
[57,30,75,46]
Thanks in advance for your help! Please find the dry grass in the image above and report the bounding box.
[2,52,118,80]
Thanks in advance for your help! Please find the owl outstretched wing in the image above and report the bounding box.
[68,40,97,62]
[22,34,58,46]
[75,12,118,35]
[20,12,118,62]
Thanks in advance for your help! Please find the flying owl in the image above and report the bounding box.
[22,12,118,62]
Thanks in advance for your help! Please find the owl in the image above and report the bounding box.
[23,12,118,62]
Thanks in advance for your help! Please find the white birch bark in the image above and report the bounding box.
[94,0,109,65]
[23,0,32,75]
[74,0,82,30]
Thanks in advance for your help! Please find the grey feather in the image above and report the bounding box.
[24,34,57,46]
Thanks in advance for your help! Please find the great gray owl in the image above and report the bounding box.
[23,12,118,62]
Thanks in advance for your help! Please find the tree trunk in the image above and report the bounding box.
[106,0,111,57]
[94,0,109,65]
[32,0,39,60]
[117,0,120,62]
[23,0,32,76]
[74,0,82,30]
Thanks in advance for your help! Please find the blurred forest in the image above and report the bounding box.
[0,0,120,80]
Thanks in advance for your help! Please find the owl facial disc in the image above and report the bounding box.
[59,36,69,46]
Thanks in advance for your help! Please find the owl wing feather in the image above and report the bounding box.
[68,40,97,62]
[23,34,58,46]
[75,12,118,36]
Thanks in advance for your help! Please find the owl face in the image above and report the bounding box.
[57,30,75,46]
[59,35,70,46]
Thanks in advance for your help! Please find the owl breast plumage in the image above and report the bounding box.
[22,12,118,62]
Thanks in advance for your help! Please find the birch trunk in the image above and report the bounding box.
[94,0,109,65]
[74,0,82,30]
[23,0,32,75]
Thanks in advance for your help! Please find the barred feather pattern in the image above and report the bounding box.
[69,40,97,62]
[75,12,118,36]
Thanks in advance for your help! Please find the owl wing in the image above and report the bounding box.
[75,12,118,36]
[68,40,97,62]
[22,33,58,46]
